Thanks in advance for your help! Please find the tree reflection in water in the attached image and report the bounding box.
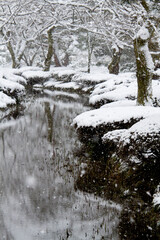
[0,94,121,240]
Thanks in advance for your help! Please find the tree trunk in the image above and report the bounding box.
[53,40,62,67]
[134,26,154,106]
[108,44,122,75]
[63,52,69,66]
[7,42,17,68]
[87,32,94,73]
[1,30,21,68]
[7,41,20,68]
[44,28,54,71]
[87,32,91,73]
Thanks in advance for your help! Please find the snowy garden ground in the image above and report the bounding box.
[0,65,160,235]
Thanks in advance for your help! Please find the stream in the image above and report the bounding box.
[0,90,121,240]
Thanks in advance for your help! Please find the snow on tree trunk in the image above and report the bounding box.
[134,25,154,106]
[108,44,122,75]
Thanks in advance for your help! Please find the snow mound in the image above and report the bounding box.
[102,129,126,144]
[12,66,42,75]
[44,80,80,90]
[124,114,160,135]
[3,72,27,84]
[73,106,160,128]
[22,70,53,80]
[103,113,160,144]
[0,92,16,108]
[0,77,25,93]
[89,72,137,105]
[101,100,136,108]
[73,72,111,84]
[51,67,76,77]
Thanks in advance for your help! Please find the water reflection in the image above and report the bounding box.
[0,94,121,239]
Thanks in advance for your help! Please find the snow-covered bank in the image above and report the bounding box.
[70,66,160,236]
[0,65,160,110]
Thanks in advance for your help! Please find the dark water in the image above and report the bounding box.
[0,91,121,240]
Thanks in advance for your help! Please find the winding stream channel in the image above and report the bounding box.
[0,90,121,240]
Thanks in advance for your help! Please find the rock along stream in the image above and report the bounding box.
[0,90,121,240]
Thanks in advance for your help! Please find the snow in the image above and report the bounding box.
[73,71,112,84]
[12,66,42,75]
[0,67,25,93]
[153,192,160,207]
[89,72,137,105]
[3,72,27,84]
[103,113,160,145]
[140,43,154,71]
[0,65,160,136]
[155,69,160,76]
[0,77,25,93]
[22,70,52,80]
[25,175,37,189]
[136,25,150,41]
[102,129,126,144]
[153,184,160,208]
[101,100,136,108]
[50,66,76,77]
[50,66,110,84]
[44,80,80,90]
[0,92,16,108]
[124,114,160,135]
[73,106,160,128]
